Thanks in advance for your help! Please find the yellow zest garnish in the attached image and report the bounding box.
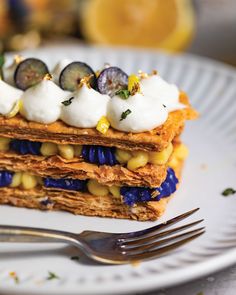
[43,73,53,81]
[128,74,140,95]
[138,70,148,79]
[79,74,94,89]
[96,116,110,134]
[95,70,100,78]
[14,55,23,64]
[5,99,23,118]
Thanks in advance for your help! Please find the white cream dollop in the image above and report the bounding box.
[140,75,185,112]
[0,80,23,115]
[52,59,72,84]
[107,92,168,133]
[61,84,110,128]
[21,79,71,124]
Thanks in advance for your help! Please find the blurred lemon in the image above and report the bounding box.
[82,0,195,52]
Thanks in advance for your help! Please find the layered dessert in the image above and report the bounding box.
[0,56,197,220]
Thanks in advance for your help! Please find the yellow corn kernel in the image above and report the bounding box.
[128,74,140,93]
[40,142,58,156]
[175,144,189,160]
[21,173,38,190]
[115,149,132,164]
[149,143,173,165]
[96,116,110,135]
[10,172,22,188]
[127,151,149,171]
[58,144,74,160]
[168,157,179,170]
[0,137,11,152]
[109,185,120,198]
[5,99,23,118]
[87,179,109,197]
[74,145,82,157]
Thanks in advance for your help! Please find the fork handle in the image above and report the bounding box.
[0,225,80,245]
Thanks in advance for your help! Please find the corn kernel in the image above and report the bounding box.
[149,143,173,165]
[175,144,189,160]
[58,144,74,160]
[96,116,110,134]
[21,173,38,190]
[127,151,149,171]
[10,172,22,187]
[87,179,109,197]
[115,149,132,164]
[128,74,140,93]
[0,137,11,152]
[5,99,23,118]
[40,142,58,156]
[74,145,82,157]
[168,157,179,169]
[109,185,120,198]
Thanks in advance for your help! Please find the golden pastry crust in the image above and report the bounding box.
[0,186,169,221]
[0,93,197,152]
[0,151,167,187]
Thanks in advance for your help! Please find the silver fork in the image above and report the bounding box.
[0,208,204,264]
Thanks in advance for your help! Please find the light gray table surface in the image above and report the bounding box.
[141,264,236,295]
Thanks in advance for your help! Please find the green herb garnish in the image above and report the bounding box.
[46,271,59,280]
[61,96,74,106]
[222,188,236,196]
[120,109,132,121]
[9,271,19,284]
[115,89,130,99]
[70,256,80,261]
[0,54,5,68]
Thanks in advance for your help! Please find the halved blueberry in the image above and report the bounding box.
[14,58,49,90]
[59,62,96,91]
[97,67,128,97]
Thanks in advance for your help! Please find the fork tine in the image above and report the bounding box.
[121,227,205,254]
[125,230,205,262]
[121,219,204,246]
[119,208,200,240]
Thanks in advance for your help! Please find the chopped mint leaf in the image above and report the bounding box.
[61,97,74,106]
[222,188,236,196]
[46,271,59,280]
[120,109,132,121]
[9,271,19,284]
[115,89,130,99]
[0,55,5,68]
[70,256,80,260]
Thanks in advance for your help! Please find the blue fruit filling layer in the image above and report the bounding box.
[120,168,178,206]
[8,139,118,166]
[0,171,14,187]
[81,145,118,166]
[10,139,42,155]
[43,177,87,191]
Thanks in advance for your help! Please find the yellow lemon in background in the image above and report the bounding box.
[81,0,195,52]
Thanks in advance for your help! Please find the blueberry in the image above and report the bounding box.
[14,58,49,90]
[97,66,128,97]
[59,62,96,91]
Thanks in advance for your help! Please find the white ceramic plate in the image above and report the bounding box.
[0,45,236,295]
